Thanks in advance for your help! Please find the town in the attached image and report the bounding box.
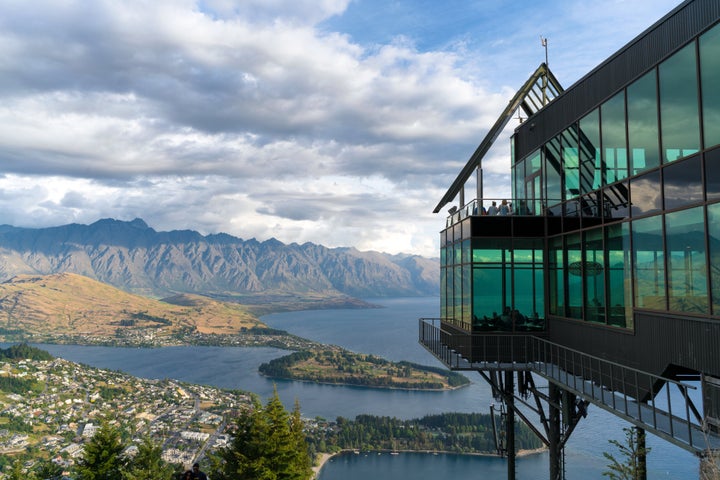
[0,353,257,474]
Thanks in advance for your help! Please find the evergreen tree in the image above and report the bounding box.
[212,388,313,480]
[123,436,175,480]
[34,459,63,480]
[603,426,650,479]
[75,422,126,480]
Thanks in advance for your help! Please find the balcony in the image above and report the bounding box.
[419,318,720,454]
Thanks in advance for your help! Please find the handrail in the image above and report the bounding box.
[418,318,712,453]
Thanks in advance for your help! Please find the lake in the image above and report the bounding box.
[23,297,701,479]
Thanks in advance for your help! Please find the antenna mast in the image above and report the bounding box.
[540,36,549,105]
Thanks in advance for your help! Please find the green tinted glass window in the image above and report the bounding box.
[707,203,720,314]
[632,215,666,309]
[563,125,580,200]
[665,207,707,314]
[627,69,660,174]
[660,42,700,162]
[566,233,583,319]
[548,237,565,316]
[584,229,605,323]
[579,109,602,193]
[602,91,628,183]
[607,223,632,328]
[701,23,720,148]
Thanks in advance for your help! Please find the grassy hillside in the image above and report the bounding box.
[0,273,263,338]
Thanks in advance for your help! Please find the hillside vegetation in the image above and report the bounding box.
[0,273,262,339]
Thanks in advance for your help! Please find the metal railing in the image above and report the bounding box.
[418,318,717,453]
[444,197,563,228]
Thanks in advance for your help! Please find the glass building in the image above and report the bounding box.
[420,1,720,477]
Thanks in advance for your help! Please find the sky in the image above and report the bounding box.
[0,0,684,257]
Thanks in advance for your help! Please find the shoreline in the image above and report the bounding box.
[312,447,548,478]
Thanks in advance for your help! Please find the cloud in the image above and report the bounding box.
[0,0,684,257]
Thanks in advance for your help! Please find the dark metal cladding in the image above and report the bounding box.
[514,0,720,161]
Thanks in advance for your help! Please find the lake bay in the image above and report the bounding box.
[25,297,700,479]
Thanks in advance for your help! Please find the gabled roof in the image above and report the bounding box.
[433,63,564,213]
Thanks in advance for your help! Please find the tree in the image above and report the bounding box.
[212,388,313,480]
[123,436,175,480]
[603,426,651,479]
[6,459,35,480]
[75,422,126,480]
[34,459,63,480]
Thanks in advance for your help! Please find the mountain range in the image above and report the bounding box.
[0,218,439,303]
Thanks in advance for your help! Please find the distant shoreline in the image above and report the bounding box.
[313,447,548,478]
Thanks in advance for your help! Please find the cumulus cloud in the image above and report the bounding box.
[0,0,683,256]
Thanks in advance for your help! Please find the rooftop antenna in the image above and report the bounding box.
[540,36,549,105]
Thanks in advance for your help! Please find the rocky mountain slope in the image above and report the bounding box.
[0,218,439,301]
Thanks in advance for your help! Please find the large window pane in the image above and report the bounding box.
[630,170,662,217]
[602,91,628,183]
[628,69,660,174]
[664,155,702,210]
[513,240,545,331]
[566,233,583,319]
[548,237,565,316]
[584,228,606,323]
[607,223,633,328]
[563,125,580,200]
[706,147,720,201]
[666,207,707,314]
[633,216,666,309]
[708,203,720,314]
[660,42,700,162]
[701,23,720,148]
[579,109,602,193]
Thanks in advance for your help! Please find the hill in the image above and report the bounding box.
[0,273,263,341]
[0,218,439,301]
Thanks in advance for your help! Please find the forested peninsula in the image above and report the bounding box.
[259,349,470,390]
[305,413,544,456]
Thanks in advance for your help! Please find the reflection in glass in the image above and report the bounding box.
[660,42,700,162]
[627,69,660,174]
[603,182,630,220]
[701,22,720,149]
[707,204,720,315]
[602,91,628,183]
[607,223,632,328]
[630,170,662,216]
[549,237,564,316]
[665,207,707,314]
[664,155,702,210]
[544,136,563,207]
[584,228,606,323]
[513,240,545,332]
[632,215,666,309]
[563,125,580,200]
[567,233,583,319]
[706,148,720,201]
[579,109,602,194]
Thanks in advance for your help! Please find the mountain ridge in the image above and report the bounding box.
[0,218,439,301]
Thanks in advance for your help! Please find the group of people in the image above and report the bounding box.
[484,199,513,216]
[181,463,208,480]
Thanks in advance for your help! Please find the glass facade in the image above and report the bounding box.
[439,20,720,333]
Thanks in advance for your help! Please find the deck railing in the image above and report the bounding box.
[418,318,718,453]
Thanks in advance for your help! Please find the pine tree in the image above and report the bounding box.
[122,436,175,480]
[212,388,313,480]
[75,422,126,480]
[603,426,651,480]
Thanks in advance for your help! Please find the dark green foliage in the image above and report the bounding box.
[602,427,651,479]
[122,436,176,480]
[0,375,39,394]
[0,343,53,361]
[34,459,63,480]
[75,422,126,480]
[306,412,542,454]
[212,389,313,480]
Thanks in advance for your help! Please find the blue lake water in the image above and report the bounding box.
[20,297,700,479]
